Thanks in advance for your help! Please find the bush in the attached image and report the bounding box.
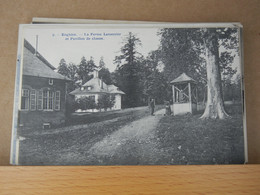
[97,94,115,111]
[66,95,78,115]
[76,96,96,111]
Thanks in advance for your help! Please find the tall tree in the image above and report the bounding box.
[159,28,206,82]
[159,28,207,102]
[67,62,79,91]
[99,56,105,69]
[159,27,239,118]
[142,50,170,104]
[67,63,78,81]
[57,60,79,93]
[200,28,239,118]
[77,56,88,83]
[98,57,112,85]
[114,32,143,108]
[88,56,97,73]
[57,59,70,77]
[200,28,229,119]
[77,56,97,84]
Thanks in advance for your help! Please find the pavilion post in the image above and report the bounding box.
[172,85,175,103]
[196,86,198,104]
[188,82,192,113]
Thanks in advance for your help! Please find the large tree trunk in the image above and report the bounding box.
[200,29,229,119]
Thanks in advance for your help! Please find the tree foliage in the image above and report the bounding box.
[159,28,207,102]
[159,27,240,118]
[57,58,70,77]
[57,59,79,92]
[78,56,97,84]
[97,94,115,111]
[98,57,112,85]
[159,28,239,103]
[113,32,145,108]
[159,28,207,81]
[141,50,170,104]
[99,56,106,69]
[76,96,96,111]
[199,28,229,119]
[58,56,101,89]
[58,28,241,116]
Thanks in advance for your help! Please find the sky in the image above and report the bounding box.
[22,24,242,79]
[23,26,161,72]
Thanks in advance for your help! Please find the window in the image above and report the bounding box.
[30,89,36,110]
[87,86,92,90]
[20,88,59,111]
[37,90,43,110]
[54,91,60,110]
[43,90,53,110]
[21,89,29,110]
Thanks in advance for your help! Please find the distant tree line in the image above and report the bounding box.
[57,56,115,112]
[59,28,242,119]
[57,56,113,93]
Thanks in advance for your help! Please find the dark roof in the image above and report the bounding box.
[70,77,125,95]
[170,73,197,84]
[24,39,55,70]
[23,39,70,81]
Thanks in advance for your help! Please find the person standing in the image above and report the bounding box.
[164,100,172,116]
[149,98,155,116]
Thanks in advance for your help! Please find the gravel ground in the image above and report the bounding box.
[83,109,165,165]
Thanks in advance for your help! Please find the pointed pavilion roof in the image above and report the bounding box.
[170,73,197,84]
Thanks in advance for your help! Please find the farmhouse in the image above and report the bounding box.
[19,39,71,129]
[70,69,125,111]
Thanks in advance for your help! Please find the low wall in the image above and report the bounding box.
[19,111,65,130]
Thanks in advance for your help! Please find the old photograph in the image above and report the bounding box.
[11,23,246,165]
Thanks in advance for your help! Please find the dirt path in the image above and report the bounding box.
[85,109,165,165]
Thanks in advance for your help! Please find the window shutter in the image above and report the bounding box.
[21,89,29,110]
[55,91,60,110]
[37,90,43,110]
[30,90,36,110]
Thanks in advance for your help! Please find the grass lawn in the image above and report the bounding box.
[155,107,245,165]
[18,105,163,165]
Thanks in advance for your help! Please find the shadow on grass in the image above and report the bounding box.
[155,111,245,165]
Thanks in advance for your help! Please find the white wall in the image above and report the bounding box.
[172,103,191,115]
[113,94,121,110]
[75,94,98,100]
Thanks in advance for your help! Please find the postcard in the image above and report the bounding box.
[11,23,246,165]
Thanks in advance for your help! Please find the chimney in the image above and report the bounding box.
[93,69,98,78]
[101,77,103,89]
[35,35,38,56]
